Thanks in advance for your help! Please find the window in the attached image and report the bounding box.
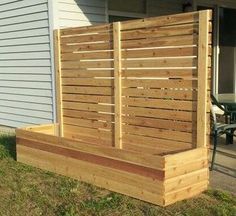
[108,0,147,22]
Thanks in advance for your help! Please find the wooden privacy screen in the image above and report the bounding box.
[17,11,212,206]
[55,10,211,155]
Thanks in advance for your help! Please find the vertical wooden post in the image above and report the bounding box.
[54,30,63,137]
[113,22,122,149]
[197,10,210,148]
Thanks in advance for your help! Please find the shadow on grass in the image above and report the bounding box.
[0,135,16,160]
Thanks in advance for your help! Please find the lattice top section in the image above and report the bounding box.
[55,10,212,155]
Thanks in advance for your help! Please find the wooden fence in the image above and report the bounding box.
[17,10,212,206]
[55,10,211,154]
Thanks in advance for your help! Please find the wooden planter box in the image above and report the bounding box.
[16,124,208,206]
[16,10,212,206]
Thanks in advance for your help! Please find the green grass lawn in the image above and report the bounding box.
[0,134,235,216]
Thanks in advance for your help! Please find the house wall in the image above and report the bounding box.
[194,0,236,9]
[54,0,107,28]
[148,0,185,16]
[0,0,54,127]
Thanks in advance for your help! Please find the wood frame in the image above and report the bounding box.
[113,22,122,149]
[197,10,210,148]
[16,11,212,206]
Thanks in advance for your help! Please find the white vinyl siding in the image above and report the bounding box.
[0,0,54,128]
[57,0,106,28]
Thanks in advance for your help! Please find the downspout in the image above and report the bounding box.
[47,0,59,123]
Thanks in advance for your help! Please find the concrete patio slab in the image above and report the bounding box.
[209,136,236,195]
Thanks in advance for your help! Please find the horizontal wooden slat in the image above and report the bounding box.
[61,42,113,52]
[123,106,196,122]
[164,180,208,206]
[122,34,198,49]
[61,24,112,36]
[63,101,114,113]
[121,12,200,30]
[165,157,208,179]
[63,124,113,138]
[164,168,208,193]
[64,117,112,130]
[123,125,194,143]
[62,86,113,95]
[123,88,197,100]
[24,124,57,135]
[123,58,197,68]
[63,109,114,122]
[123,116,195,132]
[61,51,113,60]
[122,24,199,40]
[61,32,112,44]
[61,60,113,69]
[164,148,208,167]
[123,97,197,111]
[61,69,113,78]
[123,47,198,59]
[64,131,113,147]
[123,79,197,89]
[62,78,113,86]
[63,124,113,143]
[62,94,113,104]
[122,68,211,78]
[123,134,192,154]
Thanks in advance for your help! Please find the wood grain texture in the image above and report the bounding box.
[197,11,211,148]
[54,30,63,136]
[113,22,122,149]
[17,10,211,207]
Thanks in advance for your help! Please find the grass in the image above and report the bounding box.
[0,134,235,216]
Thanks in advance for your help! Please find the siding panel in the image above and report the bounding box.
[0,52,51,60]
[0,101,52,112]
[0,44,50,54]
[0,28,49,40]
[0,4,48,19]
[0,12,49,26]
[0,107,53,120]
[0,87,52,97]
[0,0,53,128]
[0,94,52,105]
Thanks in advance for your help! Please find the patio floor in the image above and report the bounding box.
[209,135,236,195]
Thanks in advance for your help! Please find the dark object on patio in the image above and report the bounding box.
[211,94,236,144]
[211,94,236,124]
[227,104,236,123]
[210,102,236,170]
